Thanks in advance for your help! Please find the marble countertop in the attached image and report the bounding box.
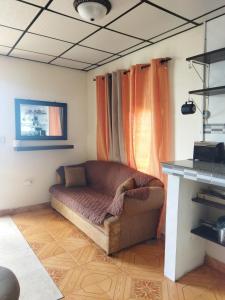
[162,160,225,186]
[162,159,225,176]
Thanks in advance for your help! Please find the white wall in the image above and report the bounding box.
[203,15,225,263]
[205,15,225,144]
[86,26,204,161]
[0,56,87,210]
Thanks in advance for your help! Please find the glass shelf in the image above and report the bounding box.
[186,47,225,64]
[192,197,225,210]
[189,86,225,96]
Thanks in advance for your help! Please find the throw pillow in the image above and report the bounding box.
[64,166,87,188]
[115,177,135,198]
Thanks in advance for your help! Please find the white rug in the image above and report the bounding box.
[0,217,63,300]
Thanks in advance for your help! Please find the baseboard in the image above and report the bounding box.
[205,255,225,275]
[0,202,50,217]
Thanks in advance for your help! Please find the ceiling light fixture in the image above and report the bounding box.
[74,0,111,22]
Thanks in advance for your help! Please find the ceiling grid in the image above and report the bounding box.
[0,0,224,71]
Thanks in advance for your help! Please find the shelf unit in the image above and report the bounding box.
[187,47,225,138]
[191,226,224,247]
[186,47,225,64]
[192,197,225,210]
[188,48,225,248]
[191,196,225,247]
[189,86,225,96]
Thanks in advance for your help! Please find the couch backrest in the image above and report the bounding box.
[56,160,163,196]
[85,160,163,196]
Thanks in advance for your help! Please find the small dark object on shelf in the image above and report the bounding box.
[217,216,225,244]
[192,216,225,246]
[193,141,225,163]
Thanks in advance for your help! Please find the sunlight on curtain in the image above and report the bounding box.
[133,110,151,173]
[131,65,152,174]
[122,60,171,237]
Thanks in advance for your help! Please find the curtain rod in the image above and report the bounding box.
[93,57,171,81]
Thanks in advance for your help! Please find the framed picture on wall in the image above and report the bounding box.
[15,99,68,140]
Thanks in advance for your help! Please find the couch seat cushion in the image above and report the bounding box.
[50,185,113,225]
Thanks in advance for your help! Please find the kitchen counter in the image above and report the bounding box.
[162,159,225,281]
[162,159,225,186]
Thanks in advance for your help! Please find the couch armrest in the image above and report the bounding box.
[56,173,63,185]
[103,216,120,234]
[122,186,164,216]
[125,187,150,200]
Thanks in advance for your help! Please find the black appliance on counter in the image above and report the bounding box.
[193,141,225,163]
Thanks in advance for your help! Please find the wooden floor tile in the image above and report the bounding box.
[42,252,77,271]
[25,231,55,244]
[70,245,99,265]
[60,236,91,252]
[12,207,225,300]
[34,241,65,260]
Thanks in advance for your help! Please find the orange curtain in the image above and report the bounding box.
[121,71,135,167]
[122,59,171,237]
[96,60,171,237]
[49,107,62,136]
[96,76,110,160]
[150,59,172,237]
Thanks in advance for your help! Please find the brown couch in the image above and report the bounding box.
[50,160,164,254]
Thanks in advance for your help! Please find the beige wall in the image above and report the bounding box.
[86,26,204,161]
[0,25,205,210]
[0,56,87,210]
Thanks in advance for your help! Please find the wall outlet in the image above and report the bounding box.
[24,179,33,186]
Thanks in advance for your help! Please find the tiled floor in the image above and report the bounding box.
[12,208,225,300]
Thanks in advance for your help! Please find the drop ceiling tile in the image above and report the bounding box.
[16,33,72,56]
[149,23,195,43]
[0,45,10,55]
[148,0,225,20]
[25,0,49,6]
[81,29,140,53]
[49,0,140,26]
[52,57,91,69]
[84,65,98,71]
[98,55,121,65]
[0,27,22,47]
[0,0,40,30]
[10,49,55,63]
[29,11,98,43]
[119,42,150,56]
[108,3,185,40]
[194,6,225,23]
[62,45,112,64]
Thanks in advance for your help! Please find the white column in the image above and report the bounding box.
[164,174,207,281]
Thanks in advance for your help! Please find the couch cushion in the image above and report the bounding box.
[56,161,163,196]
[85,160,161,196]
[115,177,135,199]
[50,185,113,225]
[56,163,85,185]
[64,166,87,188]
